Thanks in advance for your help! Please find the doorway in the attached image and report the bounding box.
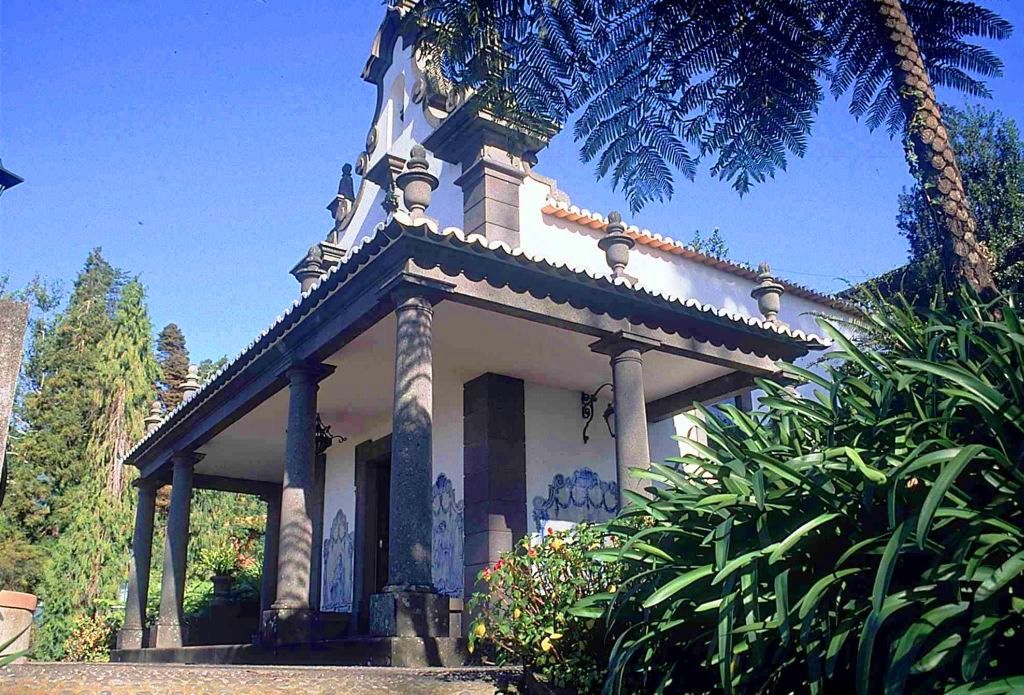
[353,434,392,634]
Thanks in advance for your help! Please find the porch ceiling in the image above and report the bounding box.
[195,300,730,483]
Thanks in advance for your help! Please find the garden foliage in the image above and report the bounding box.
[467,524,621,694]
[597,291,1024,693]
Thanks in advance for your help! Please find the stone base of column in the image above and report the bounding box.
[369,590,450,637]
[150,620,185,649]
[116,626,146,650]
[261,607,320,646]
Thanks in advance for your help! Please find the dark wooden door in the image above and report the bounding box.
[374,460,391,592]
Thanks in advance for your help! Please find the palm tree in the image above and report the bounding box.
[409,0,1011,296]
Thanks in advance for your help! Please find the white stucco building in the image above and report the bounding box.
[114,5,856,666]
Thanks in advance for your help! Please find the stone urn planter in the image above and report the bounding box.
[210,574,234,607]
[523,668,579,695]
[0,590,37,663]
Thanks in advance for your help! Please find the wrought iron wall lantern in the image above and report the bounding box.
[581,383,615,444]
[315,414,347,455]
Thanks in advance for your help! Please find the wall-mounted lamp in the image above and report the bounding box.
[581,383,615,444]
[315,414,347,455]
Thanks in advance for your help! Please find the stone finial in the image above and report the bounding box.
[327,163,356,235]
[597,211,636,279]
[395,144,439,219]
[180,364,201,400]
[751,262,785,323]
[144,400,163,432]
[291,245,324,294]
[338,163,355,200]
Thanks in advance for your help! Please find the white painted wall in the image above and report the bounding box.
[519,175,850,338]
[524,382,618,535]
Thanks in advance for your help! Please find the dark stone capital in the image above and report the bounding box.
[378,272,455,309]
[589,330,661,358]
[282,362,336,385]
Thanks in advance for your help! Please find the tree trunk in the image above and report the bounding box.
[872,0,999,299]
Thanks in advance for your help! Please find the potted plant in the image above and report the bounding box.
[199,540,240,606]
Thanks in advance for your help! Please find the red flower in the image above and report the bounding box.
[547,526,554,536]
[527,547,537,558]
[494,559,504,571]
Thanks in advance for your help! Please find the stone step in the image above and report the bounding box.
[0,663,521,695]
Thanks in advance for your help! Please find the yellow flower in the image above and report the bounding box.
[474,623,487,638]
[540,636,553,652]
[550,538,564,551]
[513,608,522,620]
[550,632,563,640]
[608,585,617,593]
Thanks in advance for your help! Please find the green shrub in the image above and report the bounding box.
[467,523,621,693]
[61,600,122,662]
[599,291,1024,694]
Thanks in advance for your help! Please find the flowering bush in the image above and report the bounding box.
[467,523,621,694]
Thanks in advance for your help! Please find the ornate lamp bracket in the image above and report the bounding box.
[315,414,347,455]
[581,383,615,444]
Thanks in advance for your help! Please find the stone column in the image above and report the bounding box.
[369,289,450,638]
[117,479,158,649]
[259,492,282,617]
[591,332,659,503]
[153,452,199,648]
[262,363,325,644]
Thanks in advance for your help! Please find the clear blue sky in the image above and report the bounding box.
[2,1,1023,363]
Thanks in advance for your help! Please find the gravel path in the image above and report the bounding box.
[0,662,520,695]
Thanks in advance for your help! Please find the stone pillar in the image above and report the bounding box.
[369,289,450,638]
[118,479,158,649]
[262,363,326,645]
[463,374,527,611]
[259,492,282,617]
[591,332,659,503]
[153,452,199,648]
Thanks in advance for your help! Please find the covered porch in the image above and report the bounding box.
[113,210,824,666]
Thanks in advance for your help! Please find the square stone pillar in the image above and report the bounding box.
[462,373,527,604]
[591,332,660,504]
[117,479,158,649]
[262,362,333,645]
[370,287,450,638]
[152,452,200,648]
[455,151,526,248]
[424,103,555,250]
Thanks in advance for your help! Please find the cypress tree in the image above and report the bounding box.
[156,323,189,411]
[35,279,159,659]
[3,249,121,542]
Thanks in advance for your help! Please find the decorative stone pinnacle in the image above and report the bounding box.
[597,210,635,278]
[180,365,201,399]
[396,143,439,219]
[750,262,785,323]
[145,400,163,432]
[292,245,324,294]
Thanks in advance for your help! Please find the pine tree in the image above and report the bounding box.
[156,323,189,411]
